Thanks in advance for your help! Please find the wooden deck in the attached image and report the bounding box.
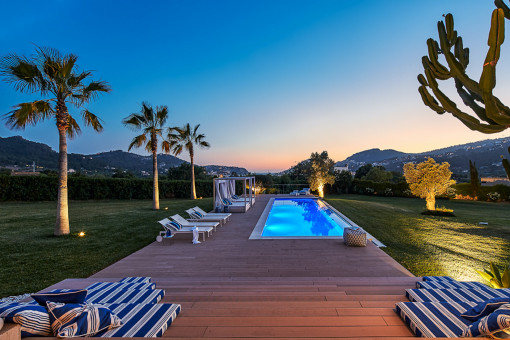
[42,195,433,339]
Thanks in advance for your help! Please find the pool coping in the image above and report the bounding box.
[249,196,385,247]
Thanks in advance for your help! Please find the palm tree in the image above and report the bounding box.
[123,102,170,210]
[0,47,110,236]
[167,123,210,199]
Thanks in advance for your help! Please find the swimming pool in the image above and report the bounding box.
[258,198,351,238]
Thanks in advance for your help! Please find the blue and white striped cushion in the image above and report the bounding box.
[190,212,202,219]
[423,276,456,282]
[47,288,164,305]
[0,303,52,337]
[166,221,182,231]
[463,303,510,338]
[97,303,181,337]
[47,301,122,337]
[119,277,151,284]
[461,298,510,321]
[396,301,473,337]
[221,198,232,205]
[194,211,203,218]
[232,194,239,199]
[417,280,491,290]
[86,282,156,291]
[407,288,510,303]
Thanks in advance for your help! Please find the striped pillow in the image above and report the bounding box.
[222,198,233,205]
[232,194,239,199]
[0,303,51,337]
[166,221,182,231]
[190,212,202,219]
[463,303,510,338]
[194,211,203,217]
[32,289,88,306]
[47,301,122,337]
[461,298,510,321]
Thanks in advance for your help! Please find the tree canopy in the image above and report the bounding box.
[307,151,335,198]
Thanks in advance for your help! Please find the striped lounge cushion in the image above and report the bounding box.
[98,303,181,337]
[190,212,202,219]
[422,276,456,282]
[0,303,52,337]
[166,221,182,231]
[232,194,239,199]
[194,211,203,217]
[45,287,164,305]
[221,198,232,205]
[406,288,510,303]
[462,303,510,338]
[87,281,156,291]
[396,301,474,337]
[119,277,151,284]
[417,280,492,290]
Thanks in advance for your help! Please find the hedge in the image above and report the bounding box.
[0,176,214,201]
[350,179,410,197]
[454,183,510,201]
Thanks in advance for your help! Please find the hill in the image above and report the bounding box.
[0,136,248,176]
[335,137,510,177]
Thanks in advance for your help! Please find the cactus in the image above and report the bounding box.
[503,146,510,179]
[418,1,510,133]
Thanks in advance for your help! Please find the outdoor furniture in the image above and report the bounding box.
[185,208,228,226]
[298,188,311,195]
[416,280,491,290]
[170,214,219,232]
[406,287,510,303]
[289,190,299,196]
[193,207,231,220]
[1,277,181,338]
[343,227,367,247]
[157,218,213,242]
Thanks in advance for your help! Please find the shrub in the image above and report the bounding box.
[421,207,455,217]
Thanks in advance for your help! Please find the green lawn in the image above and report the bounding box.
[0,198,213,298]
[326,194,510,281]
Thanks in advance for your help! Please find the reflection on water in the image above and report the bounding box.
[262,198,346,237]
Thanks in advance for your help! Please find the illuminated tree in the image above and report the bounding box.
[403,158,455,211]
[0,47,110,235]
[307,151,335,198]
[123,102,170,210]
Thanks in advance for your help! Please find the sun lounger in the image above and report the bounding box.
[289,190,299,196]
[170,214,219,231]
[185,208,228,225]
[406,287,510,303]
[193,207,231,220]
[157,218,213,242]
[417,280,491,290]
[299,188,311,195]
[87,281,156,291]
[396,301,474,337]
[119,277,151,284]
[422,276,456,282]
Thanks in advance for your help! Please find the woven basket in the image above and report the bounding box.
[343,227,367,247]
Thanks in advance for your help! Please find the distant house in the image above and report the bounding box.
[334,164,349,172]
[481,177,510,186]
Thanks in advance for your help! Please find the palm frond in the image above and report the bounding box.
[128,134,147,151]
[81,109,104,132]
[80,80,111,102]
[199,141,210,148]
[0,53,47,94]
[60,53,78,78]
[161,140,170,153]
[123,113,145,129]
[156,105,169,127]
[66,115,81,138]
[3,100,54,129]
[172,144,183,156]
[141,101,154,125]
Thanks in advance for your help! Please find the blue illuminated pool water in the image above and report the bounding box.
[261,198,350,237]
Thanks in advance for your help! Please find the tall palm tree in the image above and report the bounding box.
[123,102,170,210]
[0,47,110,236]
[167,123,210,199]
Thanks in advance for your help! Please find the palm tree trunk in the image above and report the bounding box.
[190,153,196,199]
[153,149,160,210]
[55,128,70,235]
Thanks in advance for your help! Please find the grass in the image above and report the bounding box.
[0,198,213,298]
[326,194,510,282]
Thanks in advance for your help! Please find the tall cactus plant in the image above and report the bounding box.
[418,1,510,134]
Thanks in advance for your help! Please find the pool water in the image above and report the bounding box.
[261,198,349,237]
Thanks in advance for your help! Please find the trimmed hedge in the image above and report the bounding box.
[0,176,213,201]
[350,179,410,197]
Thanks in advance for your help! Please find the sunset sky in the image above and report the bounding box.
[1,0,510,172]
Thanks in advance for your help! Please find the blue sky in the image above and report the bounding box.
[1,0,509,172]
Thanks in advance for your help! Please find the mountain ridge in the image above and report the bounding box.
[0,136,249,176]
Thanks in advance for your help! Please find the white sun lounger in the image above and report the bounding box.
[171,214,219,232]
[185,209,228,226]
[193,207,231,220]
[157,218,213,242]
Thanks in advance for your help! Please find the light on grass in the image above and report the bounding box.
[78,231,86,237]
